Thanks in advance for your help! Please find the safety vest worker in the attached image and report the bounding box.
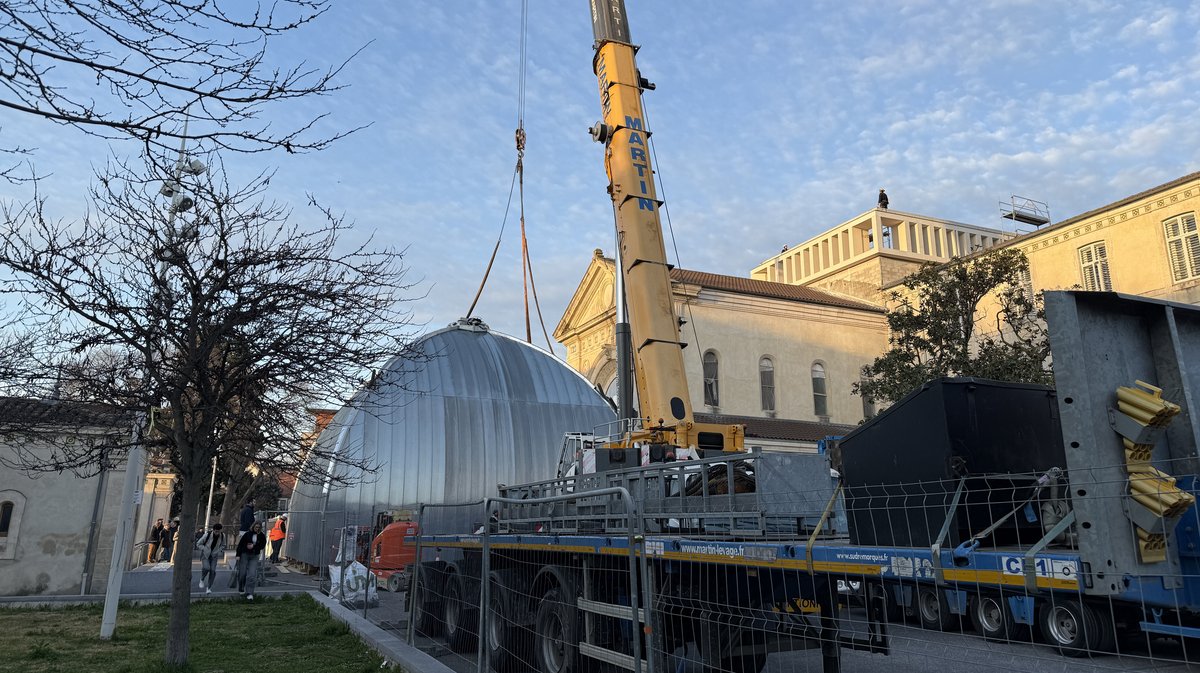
[269,518,286,542]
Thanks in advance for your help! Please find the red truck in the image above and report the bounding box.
[368,521,418,592]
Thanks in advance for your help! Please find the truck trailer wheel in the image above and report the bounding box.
[413,574,443,637]
[970,593,1018,642]
[534,587,579,673]
[387,573,403,593]
[443,571,478,653]
[487,572,530,672]
[1039,599,1114,657]
[916,586,956,631]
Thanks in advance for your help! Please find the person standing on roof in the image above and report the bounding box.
[878,188,889,209]
[268,515,287,564]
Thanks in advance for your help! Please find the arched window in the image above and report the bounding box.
[759,357,775,414]
[0,490,26,560]
[811,362,828,419]
[702,351,719,408]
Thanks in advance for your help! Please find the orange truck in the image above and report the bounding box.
[368,521,418,592]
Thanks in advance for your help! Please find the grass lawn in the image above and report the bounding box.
[0,593,398,673]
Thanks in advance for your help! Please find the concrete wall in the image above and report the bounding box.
[0,441,128,596]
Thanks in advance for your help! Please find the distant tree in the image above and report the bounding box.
[0,154,421,665]
[853,248,1052,407]
[0,0,361,157]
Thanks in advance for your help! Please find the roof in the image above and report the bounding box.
[669,268,884,313]
[1007,170,1200,244]
[695,411,855,443]
[0,396,130,429]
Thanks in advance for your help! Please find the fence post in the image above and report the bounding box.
[407,503,425,646]
[477,498,493,673]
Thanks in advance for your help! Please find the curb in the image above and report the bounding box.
[310,591,457,673]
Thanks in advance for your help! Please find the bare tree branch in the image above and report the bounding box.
[0,1,366,155]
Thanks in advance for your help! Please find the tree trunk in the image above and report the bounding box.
[165,476,201,666]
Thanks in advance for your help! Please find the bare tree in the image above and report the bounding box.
[0,154,422,665]
[0,0,362,155]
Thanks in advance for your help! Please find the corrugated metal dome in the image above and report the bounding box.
[288,318,616,567]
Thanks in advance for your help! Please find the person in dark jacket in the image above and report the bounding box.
[146,518,164,564]
[239,503,256,536]
[160,519,179,562]
[878,188,889,209]
[235,521,268,600]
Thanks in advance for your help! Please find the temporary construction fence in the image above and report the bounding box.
[391,450,1200,673]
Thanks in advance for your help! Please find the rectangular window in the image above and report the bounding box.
[1164,212,1200,282]
[1016,266,1033,296]
[1078,241,1112,291]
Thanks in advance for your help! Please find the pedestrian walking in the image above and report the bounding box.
[196,523,226,594]
[160,518,179,562]
[146,518,164,565]
[268,515,287,564]
[238,502,256,537]
[235,521,267,600]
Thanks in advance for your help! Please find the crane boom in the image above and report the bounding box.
[588,0,743,455]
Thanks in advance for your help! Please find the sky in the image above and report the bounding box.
[6,0,1200,355]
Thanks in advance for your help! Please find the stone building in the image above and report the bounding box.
[0,398,133,595]
[988,171,1200,306]
[750,208,1013,306]
[555,251,888,428]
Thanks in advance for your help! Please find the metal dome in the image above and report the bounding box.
[287,318,616,567]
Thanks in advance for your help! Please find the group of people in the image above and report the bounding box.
[146,502,288,602]
[145,517,181,563]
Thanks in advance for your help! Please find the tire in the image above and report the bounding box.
[916,586,956,631]
[387,573,403,593]
[487,574,530,672]
[970,593,1017,642]
[1039,598,1114,657]
[413,573,442,637]
[444,572,478,653]
[534,587,579,673]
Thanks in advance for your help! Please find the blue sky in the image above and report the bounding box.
[7,0,1200,352]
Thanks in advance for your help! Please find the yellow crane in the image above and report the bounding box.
[587,0,743,460]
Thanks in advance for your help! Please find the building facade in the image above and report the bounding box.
[555,251,889,427]
[0,398,135,596]
[751,208,1013,306]
[996,172,1200,306]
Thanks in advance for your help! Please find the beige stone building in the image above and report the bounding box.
[992,171,1200,306]
[554,251,888,428]
[751,208,1014,306]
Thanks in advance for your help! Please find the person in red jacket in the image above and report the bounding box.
[268,515,287,564]
[235,522,267,600]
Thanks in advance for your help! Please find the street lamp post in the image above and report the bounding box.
[99,130,205,640]
[204,455,218,529]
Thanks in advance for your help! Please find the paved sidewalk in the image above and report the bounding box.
[313,591,455,673]
[0,556,318,607]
